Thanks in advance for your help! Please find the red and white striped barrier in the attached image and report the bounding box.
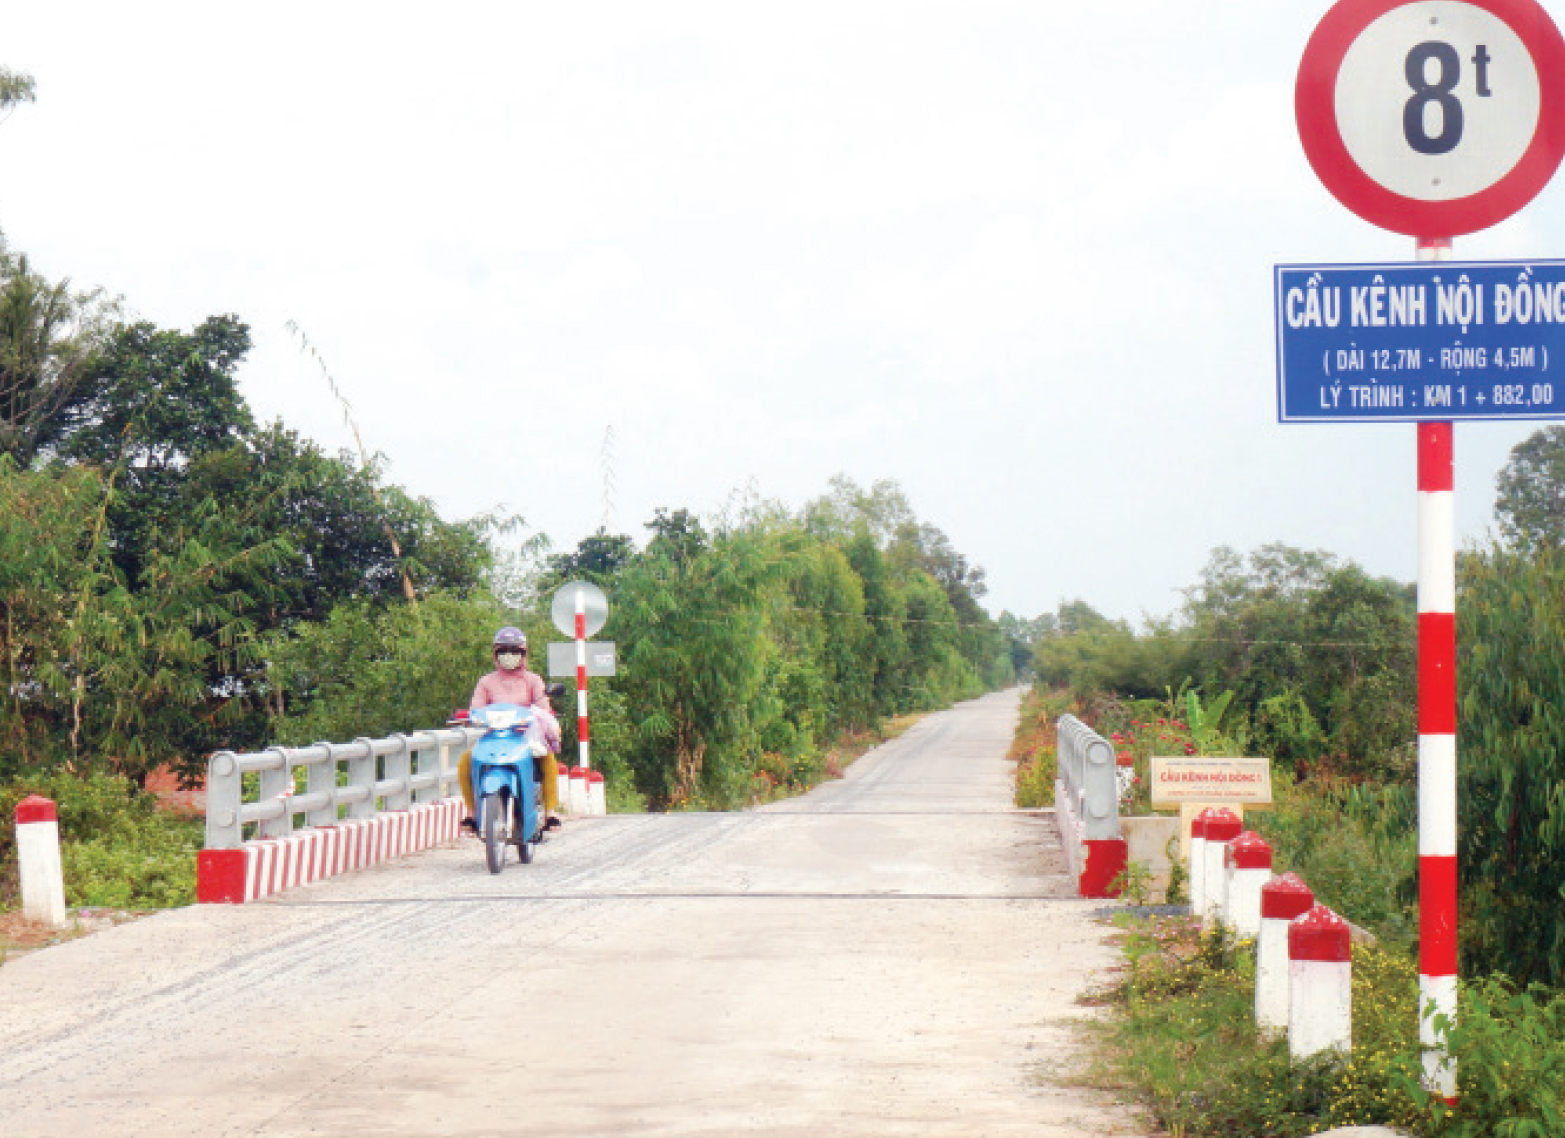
[1256,872,1314,1034]
[555,762,572,815]
[588,769,606,816]
[16,795,67,927]
[1288,904,1353,1060]
[197,799,463,904]
[1200,808,1243,926]
[1223,831,1273,938]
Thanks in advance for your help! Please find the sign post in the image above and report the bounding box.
[550,581,610,771]
[1292,0,1565,1100]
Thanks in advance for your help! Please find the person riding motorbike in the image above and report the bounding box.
[459,627,563,834]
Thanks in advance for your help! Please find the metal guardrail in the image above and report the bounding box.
[204,726,486,850]
[1055,714,1120,841]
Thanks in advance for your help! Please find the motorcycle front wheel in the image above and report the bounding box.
[483,792,508,874]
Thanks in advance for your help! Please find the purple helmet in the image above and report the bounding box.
[492,626,527,650]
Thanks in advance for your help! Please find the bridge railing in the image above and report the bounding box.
[1054,713,1126,897]
[204,726,485,850]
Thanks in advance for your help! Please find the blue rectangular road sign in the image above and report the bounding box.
[1275,260,1565,423]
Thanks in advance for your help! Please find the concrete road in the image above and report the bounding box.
[0,689,1150,1137]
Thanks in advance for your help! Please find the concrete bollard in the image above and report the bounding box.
[1201,808,1243,926]
[588,769,606,816]
[1256,872,1314,1033]
[16,795,68,927]
[1224,831,1273,939]
[555,763,573,815]
[568,767,589,816]
[1288,904,1353,1060]
[1188,808,1214,916]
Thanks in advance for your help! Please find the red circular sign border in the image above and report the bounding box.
[1296,0,1565,236]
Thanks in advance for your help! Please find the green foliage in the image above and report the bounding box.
[1009,685,1063,808]
[0,771,200,909]
[1014,747,1056,808]
[1091,915,1428,1136]
[0,457,294,784]
[1251,689,1326,768]
[0,245,117,464]
[1028,543,1415,781]
[266,590,515,743]
[1457,544,1565,987]
[1184,687,1233,749]
[1418,976,1565,1137]
[1249,778,1418,949]
[1092,913,1565,1138]
[1494,426,1565,554]
[0,68,35,112]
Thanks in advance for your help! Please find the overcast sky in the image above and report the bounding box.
[6,1,1563,624]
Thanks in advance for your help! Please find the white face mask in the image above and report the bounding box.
[496,652,524,671]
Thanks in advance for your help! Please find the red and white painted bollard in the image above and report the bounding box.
[16,795,67,927]
[1224,831,1273,939]
[1201,809,1243,926]
[1288,904,1353,1060]
[588,769,606,816]
[568,766,589,816]
[1417,232,1460,1102]
[1256,872,1314,1034]
[1188,808,1214,916]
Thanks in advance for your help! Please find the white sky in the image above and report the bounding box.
[5,1,1563,624]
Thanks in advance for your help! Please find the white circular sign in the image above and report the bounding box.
[550,580,609,638]
[1296,0,1565,236]
[1337,3,1538,201]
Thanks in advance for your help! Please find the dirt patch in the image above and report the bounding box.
[0,907,155,967]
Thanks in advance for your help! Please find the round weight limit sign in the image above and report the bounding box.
[1297,0,1565,236]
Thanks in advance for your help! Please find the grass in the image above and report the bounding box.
[1081,911,1565,1136]
[1010,686,1065,807]
[1080,913,1430,1136]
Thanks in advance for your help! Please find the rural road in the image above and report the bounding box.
[0,688,1150,1137]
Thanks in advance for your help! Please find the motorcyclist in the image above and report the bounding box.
[458,627,563,834]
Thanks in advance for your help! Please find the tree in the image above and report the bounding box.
[56,314,255,472]
[614,513,787,805]
[1458,544,1565,986]
[0,68,35,117]
[544,528,636,588]
[0,249,116,464]
[1495,426,1565,553]
[0,458,292,785]
[186,424,491,625]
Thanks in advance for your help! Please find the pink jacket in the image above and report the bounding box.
[470,669,561,751]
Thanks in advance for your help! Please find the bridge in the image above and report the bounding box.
[0,689,1148,1137]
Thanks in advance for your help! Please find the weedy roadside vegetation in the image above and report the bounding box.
[1010,685,1065,808]
[1080,912,1565,1136]
[0,771,201,913]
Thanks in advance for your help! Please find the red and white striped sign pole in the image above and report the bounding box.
[1417,234,1459,1103]
[575,586,591,770]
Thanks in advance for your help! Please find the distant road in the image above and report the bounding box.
[0,688,1149,1137]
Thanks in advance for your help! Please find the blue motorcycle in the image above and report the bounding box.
[469,702,549,873]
